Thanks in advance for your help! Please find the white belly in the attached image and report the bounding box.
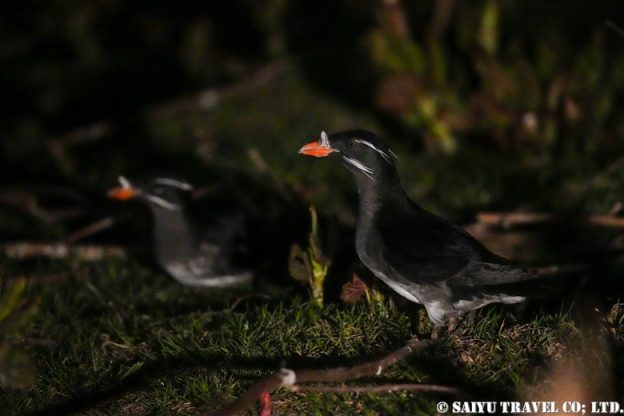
[373,271,422,304]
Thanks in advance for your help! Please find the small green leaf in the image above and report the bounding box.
[119,361,144,380]
[0,278,27,322]
[479,0,499,55]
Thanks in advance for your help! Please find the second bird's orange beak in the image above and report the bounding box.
[298,140,337,157]
[107,187,137,200]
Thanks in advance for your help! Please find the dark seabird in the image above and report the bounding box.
[109,176,252,288]
[299,130,538,326]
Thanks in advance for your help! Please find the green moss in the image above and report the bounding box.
[0,251,598,415]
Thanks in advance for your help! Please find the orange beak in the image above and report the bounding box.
[107,187,137,200]
[298,140,337,157]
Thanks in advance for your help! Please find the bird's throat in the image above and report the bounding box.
[354,170,409,220]
[149,206,197,262]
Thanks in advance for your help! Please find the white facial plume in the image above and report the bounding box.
[342,155,375,180]
[352,139,393,163]
[320,130,330,148]
[153,177,194,190]
[118,175,132,189]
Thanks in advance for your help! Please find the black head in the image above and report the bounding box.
[299,130,397,180]
[108,176,193,211]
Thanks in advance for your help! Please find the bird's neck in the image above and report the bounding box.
[149,206,197,260]
[354,169,411,220]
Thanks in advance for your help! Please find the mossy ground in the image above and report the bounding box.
[1,254,598,416]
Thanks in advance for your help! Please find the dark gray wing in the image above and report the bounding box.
[382,244,537,287]
[379,206,536,286]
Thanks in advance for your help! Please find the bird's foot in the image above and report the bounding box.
[430,326,440,340]
[446,314,461,333]
[428,313,464,340]
[429,314,464,340]
[458,310,477,332]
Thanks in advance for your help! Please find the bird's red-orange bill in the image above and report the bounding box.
[298,140,337,157]
[107,187,136,200]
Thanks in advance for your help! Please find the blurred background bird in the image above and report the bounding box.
[108,176,253,288]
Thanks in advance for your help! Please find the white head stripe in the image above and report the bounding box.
[353,139,393,163]
[343,155,374,180]
[320,130,330,148]
[118,176,132,189]
[145,194,182,211]
[153,177,194,190]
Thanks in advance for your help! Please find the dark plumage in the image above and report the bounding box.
[299,130,538,326]
[109,176,252,288]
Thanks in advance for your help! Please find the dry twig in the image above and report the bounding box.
[289,383,461,395]
[210,336,441,416]
[0,191,85,224]
[1,242,125,261]
[63,216,117,243]
[477,211,624,229]
[49,61,287,151]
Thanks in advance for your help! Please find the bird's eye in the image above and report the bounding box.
[347,139,356,147]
